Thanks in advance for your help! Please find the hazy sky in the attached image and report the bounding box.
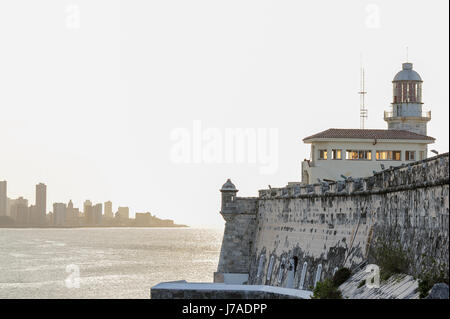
[0,0,448,227]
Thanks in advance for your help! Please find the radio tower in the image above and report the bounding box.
[359,65,368,129]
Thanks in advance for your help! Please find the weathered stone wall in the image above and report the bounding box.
[217,153,449,290]
[216,198,258,276]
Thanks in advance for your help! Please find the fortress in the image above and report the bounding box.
[215,152,449,290]
[213,61,449,294]
[152,61,449,299]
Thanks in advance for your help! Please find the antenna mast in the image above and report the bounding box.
[359,66,368,129]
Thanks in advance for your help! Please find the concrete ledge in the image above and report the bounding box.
[214,272,249,284]
[151,281,312,299]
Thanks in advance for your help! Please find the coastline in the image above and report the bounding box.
[0,224,189,229]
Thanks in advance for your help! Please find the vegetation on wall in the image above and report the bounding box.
[369,232,411,281]
[369,229,449,298]
[311,279,343,299]
[332,267,351,287]
[417,261,449,298]
[312,267,352,299]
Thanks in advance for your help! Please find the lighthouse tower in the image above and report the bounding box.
[384,62,431,136]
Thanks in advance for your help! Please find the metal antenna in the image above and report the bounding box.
[406,46,409,62]
[358,56,368,129]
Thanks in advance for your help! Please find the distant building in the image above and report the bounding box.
[135,212,175,227]
[53,203,67,226]
[11,197,29,225]
[116,207,129,220]
[135,212,151,225]
[66,200,79,225]
[92,203,102,225]
[35,183,47,225]
[0,181,6,216]
[29,205,38,224]
[6,198,14,217]
[84,200,93,225]
[72,208,80,223]
[301,62,434,183]
[104,201,113,218]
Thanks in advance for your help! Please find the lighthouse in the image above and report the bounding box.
[384,62,431,136]
[300,61,435,184]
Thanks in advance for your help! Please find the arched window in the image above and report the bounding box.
[314,264,323,287]
[266,256,275,281]
[299,262,307,289]
[277,257,286,284]
[256,254,265,279]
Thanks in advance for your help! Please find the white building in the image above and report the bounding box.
[301,62,435,184]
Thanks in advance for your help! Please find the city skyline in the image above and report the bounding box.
[0,179,180,227]
[0,1,448,227]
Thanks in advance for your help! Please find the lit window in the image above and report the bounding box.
[405,151,415,161]
[376,151,387,160]
[318,150,327,160]
[376,150,402,161]
[332,149,342,160]
[346,150,372,160]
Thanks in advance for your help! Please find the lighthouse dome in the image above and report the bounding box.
[393,63,422,82]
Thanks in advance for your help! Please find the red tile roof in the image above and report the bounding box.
[303,128,435,142]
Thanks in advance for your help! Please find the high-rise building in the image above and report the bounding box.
[53,203,67,226]
[11,197,29,225]
[7,198,14,217]
[29,205,37,224]
[35,183,47,225]
[116,207,129,220]
[92,203,102,225]
[66,200,76,225]
[104,201,113,218]
[0,181,6,216]
[84,200,93,225]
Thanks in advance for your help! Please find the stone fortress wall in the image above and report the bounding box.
[216,153,449,291]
